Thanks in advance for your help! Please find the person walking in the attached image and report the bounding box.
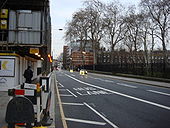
[24,66,33,83]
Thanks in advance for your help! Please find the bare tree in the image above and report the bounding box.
[83,0,105,68]
[137,12,151,75]
[65,10,89,51]
[102,1,125,64]
[123,7,144,67]
[65,0,105,70]
[140,0,170,74]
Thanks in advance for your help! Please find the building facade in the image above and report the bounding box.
[0,0,51,91]
[65,40,94,70]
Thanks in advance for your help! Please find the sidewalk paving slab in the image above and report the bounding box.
[0,91,10,128]
[91,73,170,88]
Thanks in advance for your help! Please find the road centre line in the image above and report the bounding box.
[65,74,170,111]
[147,90,170,96]
[62,102,84,106]
[66,89,78,97]
[116,83,137,88]
[56,80,68,128]
[65,118,106,126]
[84,102,118,128]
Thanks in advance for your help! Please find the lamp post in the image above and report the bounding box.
[52,27,63,64]
[82,51,86,69]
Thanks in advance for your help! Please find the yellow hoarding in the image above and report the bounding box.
[30,48,39,54]
[0,9,8,18]
[0,20,7,29]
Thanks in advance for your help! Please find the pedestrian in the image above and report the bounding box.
[24,66,33,83]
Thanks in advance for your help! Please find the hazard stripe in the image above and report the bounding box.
[14,89,35,96]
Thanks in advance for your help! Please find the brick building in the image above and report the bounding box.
[63,46,69,69]
[71,51,93,68]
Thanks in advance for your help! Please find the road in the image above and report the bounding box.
[55,70,170,128]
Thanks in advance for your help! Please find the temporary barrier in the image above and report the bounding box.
[5,96,35,128]
[5,76,53,128]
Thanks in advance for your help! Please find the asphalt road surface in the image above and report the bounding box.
[55,70,170,128]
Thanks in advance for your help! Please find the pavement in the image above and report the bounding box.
[91,73,170,88]
[0,92,10,128]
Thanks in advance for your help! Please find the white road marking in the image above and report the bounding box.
[65,118,106,126]
[60,94,73,97]
[66,74,170,111]
[56,79,68,128]
[59,83,64,87]
[62,102,84,106]
[76,92,82,95]
[116,83,137,88]
[76,92,88,96]
[73,87,96,91]
[71,74,75,76]
[66,89,78,97]
[86,90,111,95]
[147,90,170,96]
[84,102,118,128]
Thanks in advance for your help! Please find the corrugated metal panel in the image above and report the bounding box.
[8,10,16,29]
[8,10,42,44]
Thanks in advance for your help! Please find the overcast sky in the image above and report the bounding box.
[50,0,140,58]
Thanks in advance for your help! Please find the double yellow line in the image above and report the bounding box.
[55,80,68,128]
